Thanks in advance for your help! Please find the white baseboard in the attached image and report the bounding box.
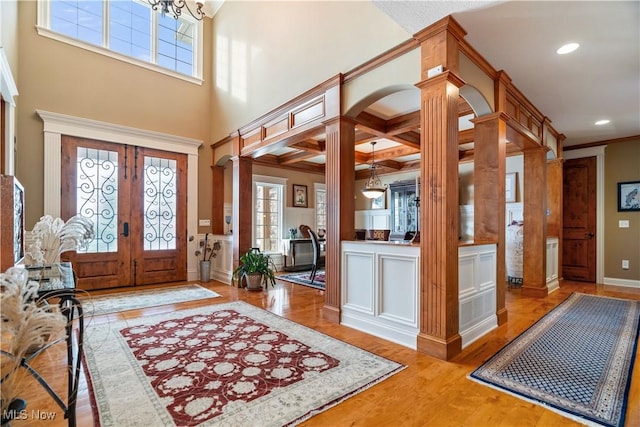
[603,277,640,288]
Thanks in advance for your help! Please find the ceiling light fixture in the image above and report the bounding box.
[556,43,580,55]
[147,0,206,20]
[595,119,611,126]
[361,141,387,199]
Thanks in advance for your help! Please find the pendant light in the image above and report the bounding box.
[361,141,387,199]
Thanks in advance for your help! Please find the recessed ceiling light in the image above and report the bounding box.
[556,43,580,55]
[595,119,610,126]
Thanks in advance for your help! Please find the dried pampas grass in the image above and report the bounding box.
[1,267,67,412]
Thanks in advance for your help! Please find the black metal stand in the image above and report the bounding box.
[1,268,84,427]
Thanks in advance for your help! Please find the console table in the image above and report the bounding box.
[281,238,325,271]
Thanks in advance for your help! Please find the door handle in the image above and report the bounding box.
[121,222,129,237]
[585,232,594,239]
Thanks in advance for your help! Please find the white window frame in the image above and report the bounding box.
[314,182,326,231]
[252,175,286,255]
[36,0,204,85]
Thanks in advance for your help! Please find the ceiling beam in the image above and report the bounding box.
[279,150,321,165]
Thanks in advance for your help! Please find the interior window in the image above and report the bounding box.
[315,186,326,232]
[390,181,417,240]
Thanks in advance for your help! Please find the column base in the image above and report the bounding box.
[416,332,462,361]
[521,285,549,298]
[496,307,508,325]
[322,304,340,323]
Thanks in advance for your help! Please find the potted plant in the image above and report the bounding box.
[232,248,277,291]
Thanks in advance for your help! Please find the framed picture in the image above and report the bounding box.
[505,172,517,203]
[618,181,640,211]
[293,184,308,208]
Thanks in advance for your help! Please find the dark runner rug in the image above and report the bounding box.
[470,293,640,427]
[278,270,325,290]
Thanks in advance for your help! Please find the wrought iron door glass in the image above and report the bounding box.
[76,147,118,253]
[143,156,177,250]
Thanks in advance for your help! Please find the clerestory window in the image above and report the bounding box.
[36,0,203,83]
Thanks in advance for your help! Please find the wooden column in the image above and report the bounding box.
[472,112,508,325]
[416,71,465,360]
[231,155,253,286]
[522,147,548,296]
[414,16,466,360]
[323,117,355,323]
[211,165,225,235]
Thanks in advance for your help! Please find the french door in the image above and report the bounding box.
[61,136,187,290]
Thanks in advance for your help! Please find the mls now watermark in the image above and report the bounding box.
[2,408,58,421]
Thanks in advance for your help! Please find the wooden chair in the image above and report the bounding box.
[298,224,311,238]
[308,229,325,283]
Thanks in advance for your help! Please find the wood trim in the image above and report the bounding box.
[210,133,235,150]
[413,15,467,44]
[211,165,225,235]
[238,75,341,136]
[231,156,253,286]
[563,134,640,151]
[416,70,464,360]
[323,117,356,323]
[472,112,508,326]
[522,147,548,297]
[343,38,419,84]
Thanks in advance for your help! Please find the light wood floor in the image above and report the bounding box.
[9,278,640,427]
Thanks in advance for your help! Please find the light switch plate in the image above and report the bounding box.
[619,220,630,228]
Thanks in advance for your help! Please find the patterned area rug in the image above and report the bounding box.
[84,300,404,426]
[278,270,325,290]
[82,284,221,316]
[470,293,640,427]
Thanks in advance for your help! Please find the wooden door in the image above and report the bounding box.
[61,136,187,289]
[562,157,596,282]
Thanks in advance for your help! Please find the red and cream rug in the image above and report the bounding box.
[84,301,404,426]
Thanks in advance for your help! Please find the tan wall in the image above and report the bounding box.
[604,139,640,281]
[207,1,409,230]
[1,0,19,78]
[16,1,213,227]
[209,1,410,143]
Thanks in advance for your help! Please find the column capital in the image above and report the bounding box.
[416,70,466,91]
[471,111,511,126]
[322,115,358,128]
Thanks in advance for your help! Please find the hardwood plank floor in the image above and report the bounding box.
[9,279,640,427]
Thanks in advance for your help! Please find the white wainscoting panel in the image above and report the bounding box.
[546,237,559,293]
[379,253,419,327]
[208,234,233,285]
[341,241,419,349]
[458,244,497,348]
[342,250,375,314]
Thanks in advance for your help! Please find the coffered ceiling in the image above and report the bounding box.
[248,1,640,176]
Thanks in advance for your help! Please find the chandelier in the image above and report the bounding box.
[361,141,387,199]
[147,0,206,20]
